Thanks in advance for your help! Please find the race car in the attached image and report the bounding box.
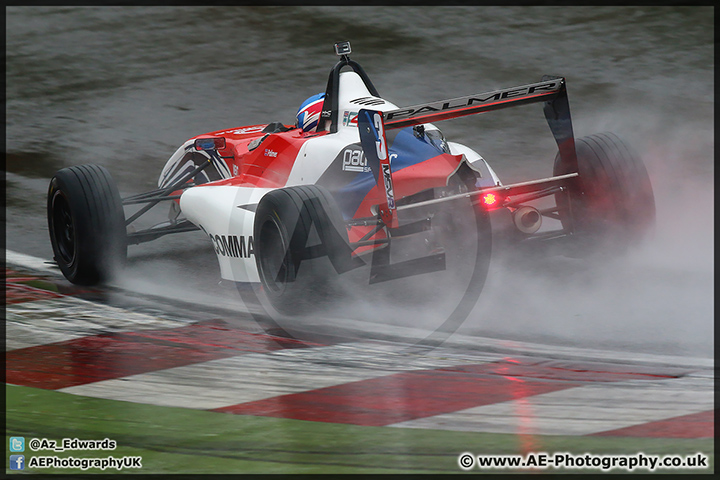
[47,41,655,330]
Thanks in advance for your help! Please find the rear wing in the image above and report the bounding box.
[358,76,580,227]
[386,76,576,171]
[384,75,578,177]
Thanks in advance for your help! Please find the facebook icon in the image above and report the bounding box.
[10,455,25,470]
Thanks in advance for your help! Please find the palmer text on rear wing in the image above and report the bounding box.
[383,78,563,129]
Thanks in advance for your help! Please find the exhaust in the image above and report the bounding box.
[513,206,542,234]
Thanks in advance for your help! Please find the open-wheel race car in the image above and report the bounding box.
[47,41,655,331]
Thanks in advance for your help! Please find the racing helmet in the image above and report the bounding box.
[296,93,325,133]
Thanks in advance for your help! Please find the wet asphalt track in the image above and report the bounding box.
[6,5,713,356]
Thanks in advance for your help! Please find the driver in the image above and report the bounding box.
[295,93,325,133]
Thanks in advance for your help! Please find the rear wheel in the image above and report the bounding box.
[47,164,127,285]
[554,132,655,252]
[243,185,350,316]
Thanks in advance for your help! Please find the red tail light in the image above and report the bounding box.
[481,192,501,208]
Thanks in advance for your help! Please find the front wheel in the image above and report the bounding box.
[554,132,655,253]
[47,164,127,285]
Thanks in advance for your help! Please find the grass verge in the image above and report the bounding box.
[6,384,713,474]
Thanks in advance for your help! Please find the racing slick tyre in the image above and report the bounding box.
[553,132,655,254]
[247,184,350,316]
[47,164,127,285]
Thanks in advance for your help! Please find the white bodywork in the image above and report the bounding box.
[180,185,271,282]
